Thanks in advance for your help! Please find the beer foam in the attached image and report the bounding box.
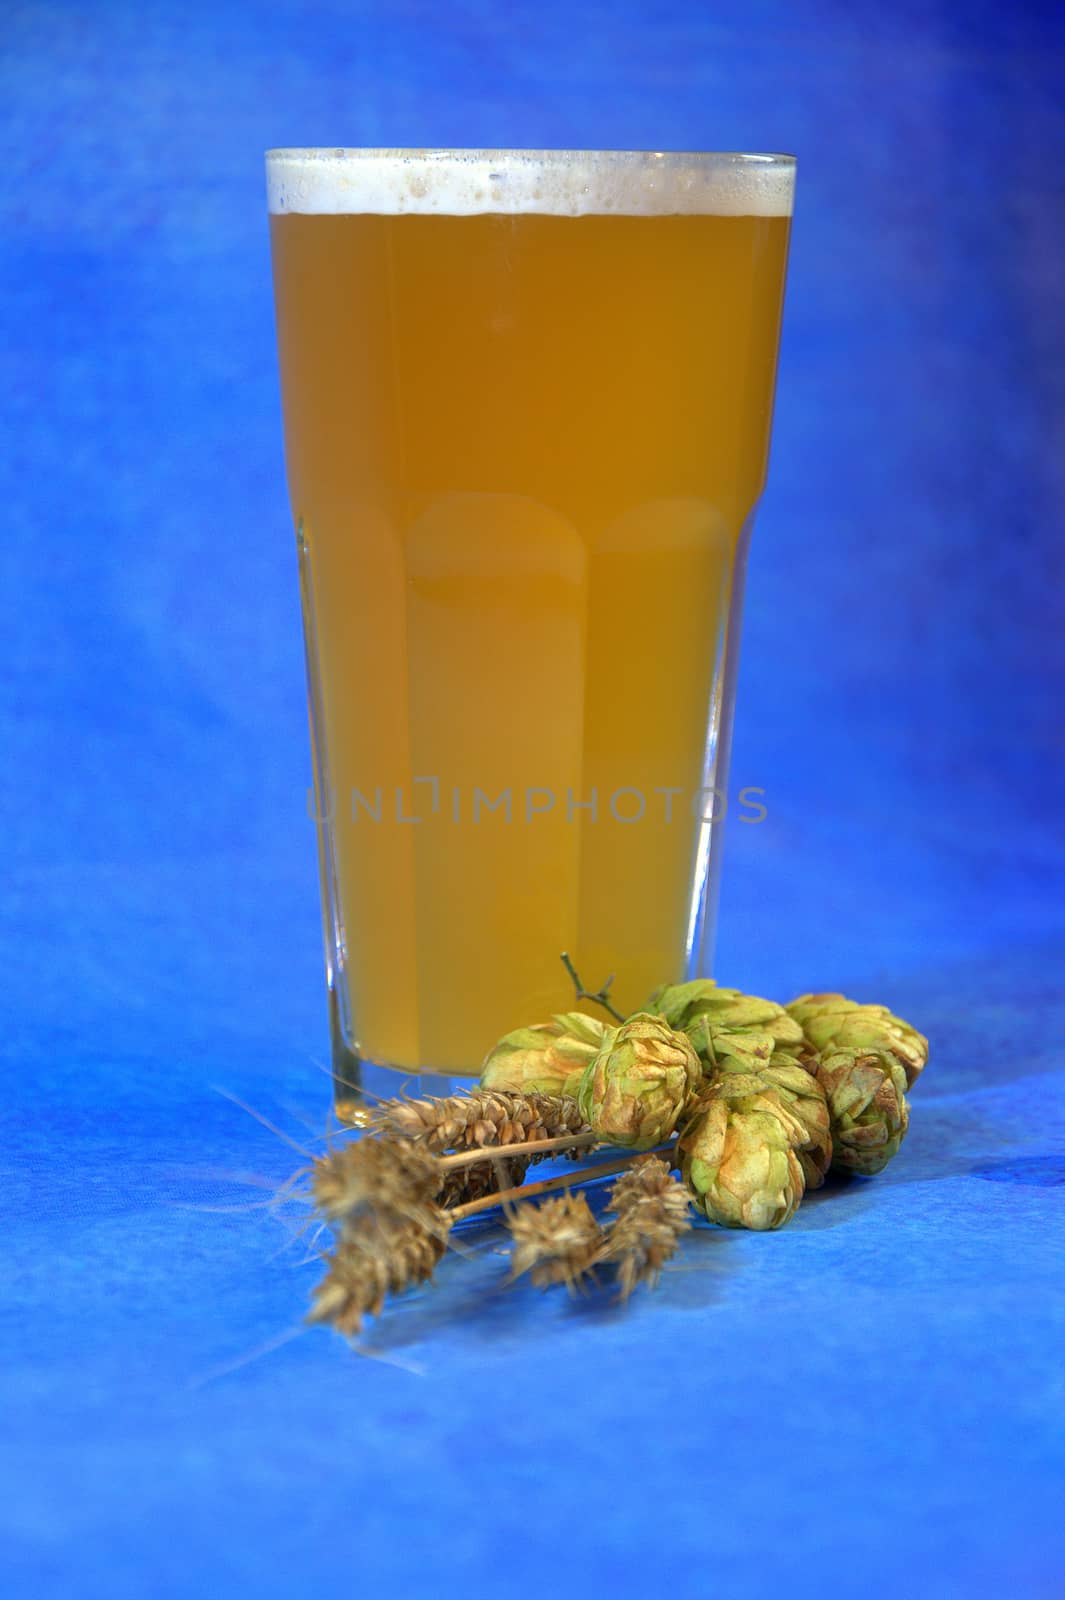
[266,149,794,218]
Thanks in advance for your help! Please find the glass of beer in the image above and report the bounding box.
[266,148,794,1118]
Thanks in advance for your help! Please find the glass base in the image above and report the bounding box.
[328,989,477,1125]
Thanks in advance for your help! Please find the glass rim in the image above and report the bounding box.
[266,147,795,165]
[265,149,795,217]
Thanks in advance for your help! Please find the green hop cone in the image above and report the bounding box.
[481,1012,613,1100]
[577,1013,702,1150]
[647,979,805,1073]
[677,1073,807,1230]
[785,993,928,1088]
[715,1051,833,1189]
[815,1047,910,1175]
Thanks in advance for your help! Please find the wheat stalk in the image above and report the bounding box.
[307,1222,447,1336]
[305,1137,453,1336]
[304,1093,678,1334]
[598,1156,693,1297]
[368,1088,592,1211]
[370,1089,588,1153]
[310,1134,447,1233]
[448,1154,640,1221]
[506,1191,605,1294]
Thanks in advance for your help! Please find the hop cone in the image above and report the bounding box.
[677,1073,807,1230]
[716,1051,833,1189]
[578,1012,702,1150]
[481,1012,612,1099]
[648,979,805,1073]
[815,1047,910,1175]
[786,992,927,1088]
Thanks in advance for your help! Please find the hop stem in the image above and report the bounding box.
[560,951,626,1024]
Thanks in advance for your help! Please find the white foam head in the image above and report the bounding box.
[266,149,794,218]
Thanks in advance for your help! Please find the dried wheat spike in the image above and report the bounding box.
[600,1155,693,1297]
[438,1154,531,1210]
[371,1089,587,1154]
[307,1224,447,1337]
[310,1135,445,1233]
[506,1191,605,1295]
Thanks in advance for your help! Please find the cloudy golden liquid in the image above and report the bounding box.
[270,209,790,1071]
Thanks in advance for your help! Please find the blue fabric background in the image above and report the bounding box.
[4,2,1064,1596]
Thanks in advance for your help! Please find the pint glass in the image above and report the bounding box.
[266,149,794,1116]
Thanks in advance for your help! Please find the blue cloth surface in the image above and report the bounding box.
[3,3,1064,1597]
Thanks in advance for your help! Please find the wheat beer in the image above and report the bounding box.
[267,150,794,1099]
